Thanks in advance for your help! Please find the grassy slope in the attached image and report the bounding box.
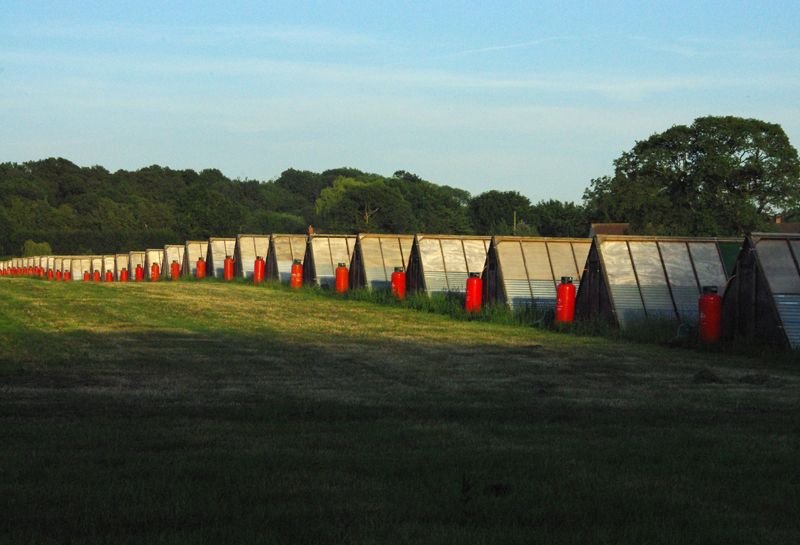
[0,278,798,545]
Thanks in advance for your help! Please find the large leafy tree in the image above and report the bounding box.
[315,176,415,233]
[389,171,472,234]
[584,116,800,235]
[468,190,535,235]
[531,200,589,237]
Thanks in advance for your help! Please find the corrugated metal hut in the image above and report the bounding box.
[266,234,307,283]
[722,233,800,349]
[303,234,356,288]
[349,234,414,290]
[483,236,592,310]
[101,255,115,279]
[115,254,130,279]
[145,249,165,279]
[90,256,103,277]
[182,241,209,277]
[60,257,71,276]
[162,245,185,278]
[206,238,236,277]
[575,235,741,327]
[129,251,146,276]
[407,234,492,295]
[71,256,92,281]
[234,234,270,279]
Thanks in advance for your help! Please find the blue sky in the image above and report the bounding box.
[2,1,798,202]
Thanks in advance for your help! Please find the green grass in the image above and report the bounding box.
[1,278,799,544]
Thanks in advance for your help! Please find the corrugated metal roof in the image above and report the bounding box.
[412,234,491,295]
[307,235,356,288]
[352,234,414,290]
[594,235,739,327]
[235,235,269,279]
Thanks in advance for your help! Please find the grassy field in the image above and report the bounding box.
[1,278,799,544]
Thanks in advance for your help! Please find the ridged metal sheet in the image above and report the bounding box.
[310,236,355,287]
[445,271,469,293]
[601,240,646,326]
[423,271,450,294]
[163,246,185,278]
[774,295,800,349]
[531,280,557,309]
[638,285,675,319]
[145,250,165,279]
[503,279,533,310]
[129,252,146,274]
[611,285,647,325]
[757,240,800,294]
[689,242,728,295]
[183,241,209,276]
[208,239,236,277]
[359,237,387,289]
[101,256,115,277]
[629,242,675,320]
[71,257,91,281]
[271,235,307,283]
[670,285,699,323]
[115,255,129,278]
[236,236,269,278]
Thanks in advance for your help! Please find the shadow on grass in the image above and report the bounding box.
[2,323,800,544]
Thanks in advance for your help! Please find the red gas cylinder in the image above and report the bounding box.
[55,270,63,281]
[196,258,206,279]
[170,261,180,280]
[391,267,406,300]
[64,271,72,281]
[253,257,265,284]
[335,262,348,293]
[290,259,303,288]
[465,272,482,313]
[135,264,144,282]
[47,270,54,281]
[223,256,234,281]
[699,286,722,344]
[105,271,113,282]
[38,267,45,278]
[555,276,577,324]
[150,263,160,282]
[83,271,91,282]
[120,268,129,282]
[93,270,101,282]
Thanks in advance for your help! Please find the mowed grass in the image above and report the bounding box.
[0,278,799,545]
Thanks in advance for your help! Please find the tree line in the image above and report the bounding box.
[0,160,586,256]
[1,115,798,257]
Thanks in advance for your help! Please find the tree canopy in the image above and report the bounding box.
[583,116,800,235]
[0,159,585,257]
[3,115,795,257]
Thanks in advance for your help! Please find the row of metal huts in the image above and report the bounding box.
[2,232,799,349]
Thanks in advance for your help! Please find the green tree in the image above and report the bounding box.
[468,190,534,235]
[389,171,472,233]
[584,116,800,235]
[531,200,589,237]
[21,240,52,256]
[315,176,415,232]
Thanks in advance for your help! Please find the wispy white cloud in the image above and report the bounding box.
[2,48,798,102]
[5,21,377,48]
[631,35,800,61]
[447,35,584,56]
